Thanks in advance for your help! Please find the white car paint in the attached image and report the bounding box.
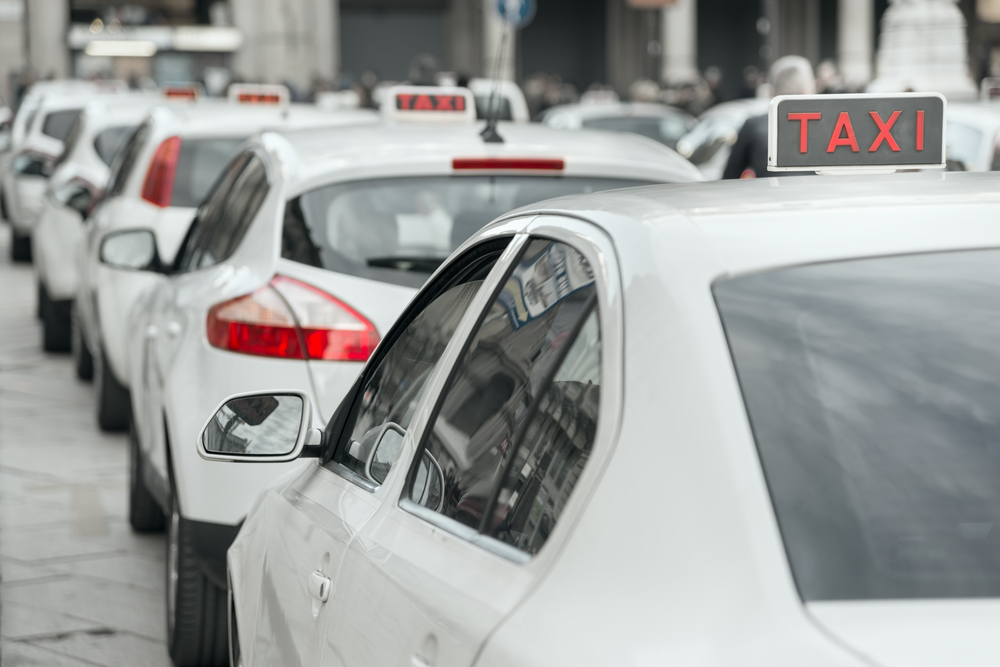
[538,100,697,150]
[225,171,1000,667]
[675,97,770,179]
[34,96,161,302]
[944,102,1000,171]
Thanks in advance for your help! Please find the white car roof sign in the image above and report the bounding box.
[161,82,203,100]
[381,85,476,124]
[767,93,946,173]
[228,83,290,106]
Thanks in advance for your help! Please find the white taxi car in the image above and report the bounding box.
[116,85,701,665]
[199,95,1000,667]
[34,95,161,351]
[675,97,769,179]
[538,100,697,150]
[75,93,375,431]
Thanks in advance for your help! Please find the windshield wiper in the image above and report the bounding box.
[366,256,446,273]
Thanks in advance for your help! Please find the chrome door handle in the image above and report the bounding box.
[308,571,331,603]
[165,321,182,338]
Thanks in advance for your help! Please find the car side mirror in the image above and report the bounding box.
[66,187,93,217]
[99,229,162,272]
[364,423,406,484]
[198,391,324,463]
[410,450,444,511]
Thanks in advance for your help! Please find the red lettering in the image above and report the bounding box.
[868,110,901,152]
[434,95,455,111]
[414,94,434,110]
[827,112,860,153]
[456,96,465,111]
[396,94,414,110]
[916,110,925,151]
[787,112,822,153]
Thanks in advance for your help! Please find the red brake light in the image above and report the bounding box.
[206,276,379,361]
[452,158,564,171]
[141,136,182,207]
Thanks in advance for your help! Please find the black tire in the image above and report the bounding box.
[72,306,94,381]
[41,286,71,352]
[36,281,43,319]
[94,344,131,431]
[167,494,229,666]
[11,233,31,262]
[129,423,166,532]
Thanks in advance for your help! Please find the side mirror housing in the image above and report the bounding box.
[99,229,162,272]
[67,187,94,217]
[198,391,324,463]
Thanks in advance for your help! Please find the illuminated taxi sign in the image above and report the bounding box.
[228,84,290,106]
[767,93,946,172]
[162,83,202,100]
[381,86,476,124]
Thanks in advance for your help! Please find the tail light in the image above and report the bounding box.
[141,136,182,207]
[206,276,379,361]
[452,157,564,171]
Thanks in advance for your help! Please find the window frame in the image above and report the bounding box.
[320,233,523,491]
[395,217,625,564]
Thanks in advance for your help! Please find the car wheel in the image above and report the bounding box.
[166,494,229,666]
[129,423,165,532]
[94,344,130,431]
[10,233,31,262]
[71,306,94,381]
[229,589,243,667]
[40,285,71,352]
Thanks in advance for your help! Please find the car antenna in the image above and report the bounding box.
[480,21,511,144]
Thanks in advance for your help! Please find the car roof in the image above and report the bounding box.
[497,171,1000,277]
[147,101,376,137]
[263,120,704,194]
[542,101,693,120]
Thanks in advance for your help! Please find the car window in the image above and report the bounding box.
[53,116,83,168]
[106,122,150,198]
[283,176,654,289]
[171,137,246,208]
[581,114,694,149]
[325,239,512,487]
[178,153,251,271]
[715,248,1000,600]
[41,109,81,141]
[406,238,600,557]
[93,125,137,167]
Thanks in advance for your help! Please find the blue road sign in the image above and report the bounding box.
[497,0,536,28]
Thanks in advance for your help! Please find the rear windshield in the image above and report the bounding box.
[715,249,1000,601]
[282,175,653,287]
[94,125,137,167]
[171,138,246,208]
[582,115,694,150]
[42,109,82,141]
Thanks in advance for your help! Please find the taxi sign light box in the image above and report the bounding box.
[227,84,290,107]
[381,86,477,124]
[767,93,946,172]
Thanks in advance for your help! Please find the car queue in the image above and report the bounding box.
[3,77,1000,667]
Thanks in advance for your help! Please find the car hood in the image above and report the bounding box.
[808,600,1000,667]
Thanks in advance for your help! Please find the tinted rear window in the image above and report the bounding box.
[171,138,246,208]
[42,109,82,141]
[282,175,653,287]
[715,249,1000,601]
[94,125,137,167]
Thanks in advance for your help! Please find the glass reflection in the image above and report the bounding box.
[203,394,303,456]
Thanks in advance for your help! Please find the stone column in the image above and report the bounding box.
[26,0,69,79]
[483,0,516,81]
[838,0,873,88]
[0,0,25,102]
[869,0,976,100]
[661,0,697,84]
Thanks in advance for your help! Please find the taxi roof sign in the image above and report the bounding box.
[228,84,290,107]
[767,93,946,173]
[162,83,203,101]
[381,85,477,124]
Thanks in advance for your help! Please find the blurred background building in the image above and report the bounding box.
[2,0,999,111]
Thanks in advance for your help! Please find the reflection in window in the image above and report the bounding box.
[203,394,303,456]
[412,239,600,552]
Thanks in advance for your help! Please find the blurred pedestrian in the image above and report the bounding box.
[723,55,815,179]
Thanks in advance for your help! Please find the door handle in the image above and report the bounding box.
[308,571,331,603]
[165,321,181,338]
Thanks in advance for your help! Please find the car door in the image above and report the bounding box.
[248,229,527,667]
[321,229,612,667]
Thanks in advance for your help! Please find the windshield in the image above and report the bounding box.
[42,109,82,142]
[171,138,246,208]
[94,125,137,167]
[581,115,694,150]
[946,121,983,170]
[715,249,1000,601]
[283,175,654,287]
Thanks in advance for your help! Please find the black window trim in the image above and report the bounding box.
[398,234,601,563]
[319,236,517,487]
